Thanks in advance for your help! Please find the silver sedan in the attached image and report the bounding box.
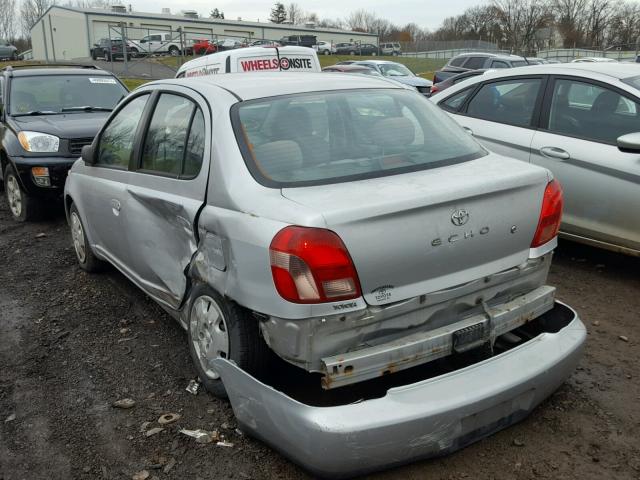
[64,72,584,477]
[431,62,640,256]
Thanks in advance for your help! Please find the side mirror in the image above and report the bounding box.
[81,144,96,165]
[617,132,640,153]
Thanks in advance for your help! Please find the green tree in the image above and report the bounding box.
[210,8,224,19]
[270,2,287,23]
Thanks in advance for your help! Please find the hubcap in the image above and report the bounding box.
[70,212,86,263]
[190,295,229,380]
[6,174,22,218]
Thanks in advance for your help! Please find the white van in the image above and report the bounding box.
[176,46,321,78]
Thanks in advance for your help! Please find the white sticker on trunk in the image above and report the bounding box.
[238,55,315,72]
[89,77,117,84]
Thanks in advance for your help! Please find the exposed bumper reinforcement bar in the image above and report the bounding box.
[321,285,556,389]
[214,301,585,479]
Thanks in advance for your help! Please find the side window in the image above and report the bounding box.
[491,60,509,68]
[449,57,465,67]
[183,109,205,177]
[439,87,475,112]
[97,94,149,168]
[463,56,486,69]
[466,78,542,127]
[0,77,4,106]
[548,78,640,144]
[140,93,206,178]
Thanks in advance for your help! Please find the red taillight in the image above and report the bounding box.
[269,226,362,304]
[531,179,563,248]
[430,84,439,94]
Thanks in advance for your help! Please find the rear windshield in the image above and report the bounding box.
[10,75,127,116]
[233,89,486,187]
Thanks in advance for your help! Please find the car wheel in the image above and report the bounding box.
[371,52,377,56]
[169,46,179,56]
[4,164,39,222]
[393,51,399,56]
[69,203,104,272]
[323,50,330,55]
[91,50,98,60]
[11,51,17,61]
[349,50,356,55]
[106,51,112,62]
[187,285,269,399]
[130,47,139,58]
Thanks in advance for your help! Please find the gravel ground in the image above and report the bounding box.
[0,197,639,480]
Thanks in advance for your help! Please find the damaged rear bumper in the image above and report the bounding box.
[214,301,585,478]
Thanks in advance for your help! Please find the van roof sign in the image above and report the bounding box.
[177,46,321,78]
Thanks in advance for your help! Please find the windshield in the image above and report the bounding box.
[379,63,414,77]
[9,75,127,116]
[233,89,485,187]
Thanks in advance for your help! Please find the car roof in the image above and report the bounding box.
[152,72,406,101]
[489,62,640,80]
[323,64,373,72]
[453,52,526,61]
[350,60,402,65]
[4,66,113,77]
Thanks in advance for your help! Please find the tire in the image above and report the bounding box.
[69,203,104,272]
[130,47,139,58]
[371,52,377,56]
[349,50,356,55]
[91,49,98,60]
[393,51,399,56]
[3,164,40,222]
[106,51,112,62]
[169,46,179,56]
[11,51,17,61]
[187,285,269,399]
[323,50,330,55]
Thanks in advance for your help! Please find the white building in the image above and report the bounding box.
[30,5,379,61]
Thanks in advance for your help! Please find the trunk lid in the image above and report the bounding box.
[281,155,549,306]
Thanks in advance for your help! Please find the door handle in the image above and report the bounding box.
[540,146,570,160]
[463,126,473,135]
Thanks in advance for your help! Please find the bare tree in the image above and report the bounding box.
[493,0,550,53]
[20,0,54,36]
[286,3,303,24]
[0,0,17,40]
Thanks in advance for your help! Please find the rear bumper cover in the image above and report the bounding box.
[214,301,585,478]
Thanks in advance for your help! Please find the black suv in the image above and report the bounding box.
[91,38,134,61]
[279,35,317,48]
[0,65,128,221]
[433,53,529,83]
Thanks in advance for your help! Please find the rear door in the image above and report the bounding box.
[531,76,640,251]
[122,87,211,309]
[447,75,546,161]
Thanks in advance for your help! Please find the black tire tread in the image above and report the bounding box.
[69,203,105,273]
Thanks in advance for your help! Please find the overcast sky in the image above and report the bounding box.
[127,0,479,31]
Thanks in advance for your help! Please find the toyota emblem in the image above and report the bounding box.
[451,209,470,226]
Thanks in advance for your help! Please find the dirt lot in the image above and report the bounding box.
[0,196,638,480]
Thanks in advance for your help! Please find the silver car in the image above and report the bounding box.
[431,63,640,256]
[64,72,585,477]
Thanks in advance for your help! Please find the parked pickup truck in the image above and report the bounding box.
[65,72,585,478]
[131,32,183,56]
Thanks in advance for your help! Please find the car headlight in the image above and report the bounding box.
[18,131,60,153]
